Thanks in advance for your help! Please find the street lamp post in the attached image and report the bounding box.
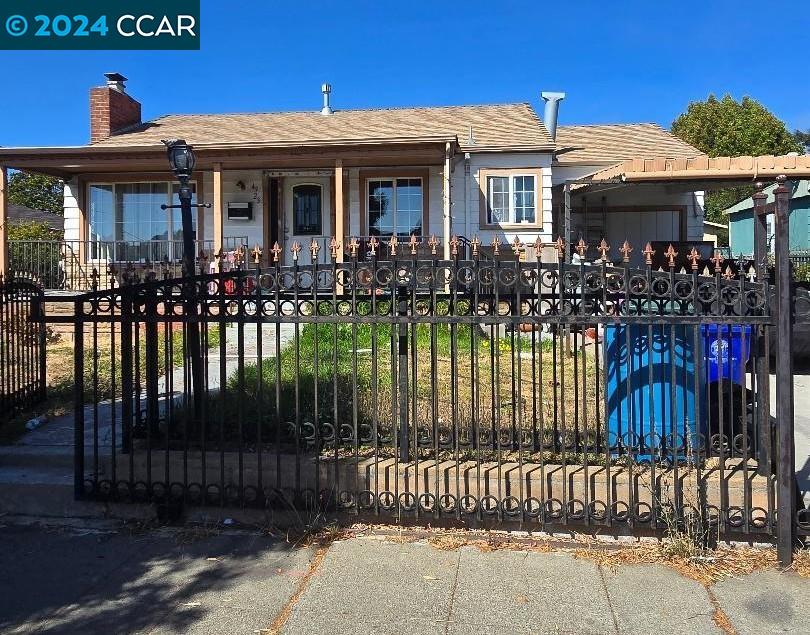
[162,139,208,424]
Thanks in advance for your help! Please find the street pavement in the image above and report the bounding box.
[0,522,806,635]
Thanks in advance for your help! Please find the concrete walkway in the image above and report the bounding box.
[0,523,806,635]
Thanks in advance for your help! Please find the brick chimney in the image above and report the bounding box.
[90,73,141,143]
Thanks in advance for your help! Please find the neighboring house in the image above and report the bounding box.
[702,220,728,248]
[726,179,810,256]
[0,72,710,275]
[7,204,64,232]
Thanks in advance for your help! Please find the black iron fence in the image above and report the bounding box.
[52,231,806,554]
[0,275,46,423]
[8,237,248,290]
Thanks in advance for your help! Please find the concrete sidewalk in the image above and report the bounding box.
[0,522,807,635]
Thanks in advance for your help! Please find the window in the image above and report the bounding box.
[486,174,536,224]
[292,184,323,235]
[88,182,196,261]
[368,177,423,237]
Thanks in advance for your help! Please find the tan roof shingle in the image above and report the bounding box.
[554,123,702,165]
[90,103,554,151]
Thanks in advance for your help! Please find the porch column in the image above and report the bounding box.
[334,159,344,262]
[213,163,224,263]
[0,167,8,277]
[443,142,452,259]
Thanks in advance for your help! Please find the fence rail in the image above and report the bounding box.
[0,275,46,424]
[8,237,248,290]
[56,235,805,550]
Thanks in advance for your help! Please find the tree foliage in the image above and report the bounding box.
[794,129,810,153]
[7,171,64,214]
[671,95,802,222]
[7,220,60,241]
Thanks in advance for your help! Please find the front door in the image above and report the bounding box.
[283,177,331,266]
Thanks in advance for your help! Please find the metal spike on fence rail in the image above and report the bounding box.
[491,236,501,256]
[665,243,678,268]
[554,236,565,260]
[597,238,610,260]
[427,234,439,256]
[348,237,359,259]
[388,235,398,257]
[290,241,302,262]
[408,234,420,256]
[368,235,379,257]
[643,242,654,266]
[329,237,340,260]
[450,235,460,257]
[310,238,320,259]
[271,242,282,263]
[723,265,735,280]
[711,250,724,274]
[252,244,262,265]
[533,236,543,255]
[620,240,633,263]
[511,236,523,257]
[576,237,588,258]
[688,246,700,271]
[471,235,481,256]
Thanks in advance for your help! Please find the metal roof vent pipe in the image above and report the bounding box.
[541,91,565,140]
[321,83,333,115]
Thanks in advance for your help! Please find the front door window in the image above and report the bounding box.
[292,184,323,235]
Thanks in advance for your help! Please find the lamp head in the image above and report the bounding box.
[162,139,196,179]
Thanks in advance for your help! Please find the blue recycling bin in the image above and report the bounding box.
[700,324,752,386]
[605,324,702,458]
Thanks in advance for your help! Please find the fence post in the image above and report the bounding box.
[73,298,85,499]
[752,184,771,477]
[774,175,796,566]
[398,278,409,462]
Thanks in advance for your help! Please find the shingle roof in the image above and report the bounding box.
[554,123,702,165]
[8,205,64,231]
[90,103,554,151]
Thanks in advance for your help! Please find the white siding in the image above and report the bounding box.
[453,152,554,247]
[62,179,82,242]
[199,170,265,248]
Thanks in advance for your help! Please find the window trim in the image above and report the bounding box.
[365,176,425,237]
[291,182,324,236]
[478,168,544,230]
[85,179,198,262]
[359,168,430,237]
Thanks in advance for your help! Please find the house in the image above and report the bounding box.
[7,204,64,232]
[702,220,728,248]
[726,179,810,256]
[0,72,780,279]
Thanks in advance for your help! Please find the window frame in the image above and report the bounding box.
[478,168,544,229]
[365,175,425,237]
[291,182,324,236]
[85,179,198,262]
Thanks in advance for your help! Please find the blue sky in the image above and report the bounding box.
[2,0,808,147]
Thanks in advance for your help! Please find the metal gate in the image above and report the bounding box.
[57,181,807,562]
[0,274,46,423]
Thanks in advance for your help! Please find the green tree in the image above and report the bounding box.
[671,95,802,222]
[7,171,64,214]
[794,129,810,153]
